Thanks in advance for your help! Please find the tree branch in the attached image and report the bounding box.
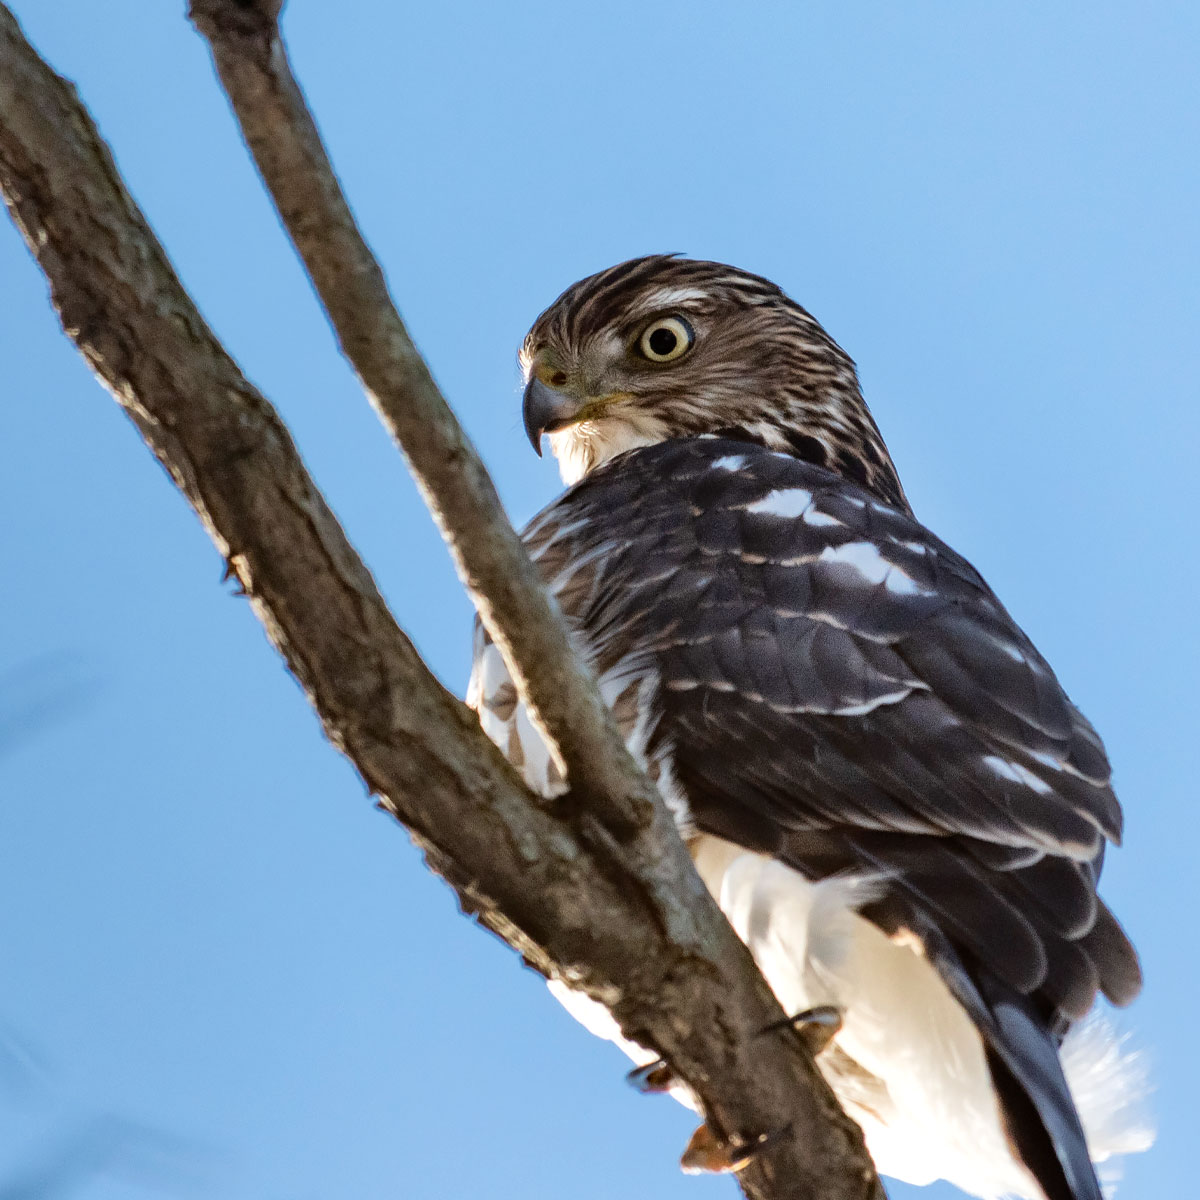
[0,6,883,1199]
[189,0,652,842]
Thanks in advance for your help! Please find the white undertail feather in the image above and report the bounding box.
[1062,1018,1154,1199]
[693,837,1040,1198]
[692,838,1153,1199]
[468,655,1153,1200]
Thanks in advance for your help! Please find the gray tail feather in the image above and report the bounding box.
[974,974,1104,1200]
[918,923,1103,1200]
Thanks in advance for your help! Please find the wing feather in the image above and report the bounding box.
[506,438,1140,1029]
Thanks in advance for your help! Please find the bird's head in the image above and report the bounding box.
[520,255,907,508]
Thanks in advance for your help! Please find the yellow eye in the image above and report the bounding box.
[638,316,694,363]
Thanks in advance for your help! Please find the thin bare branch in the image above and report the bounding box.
[189,0,653,841]
[0,6,883,1199]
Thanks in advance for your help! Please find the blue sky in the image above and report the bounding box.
[1,2,1196,1197]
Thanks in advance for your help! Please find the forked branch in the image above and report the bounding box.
[0,5,883,1198]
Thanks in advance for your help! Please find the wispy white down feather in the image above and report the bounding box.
[1063,1016,1154,1171]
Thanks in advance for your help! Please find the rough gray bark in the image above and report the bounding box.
[0,5,883,1199]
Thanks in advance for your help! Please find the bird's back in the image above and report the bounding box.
[471,437,1150,1199]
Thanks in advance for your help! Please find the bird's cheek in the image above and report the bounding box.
[582,391,638,422]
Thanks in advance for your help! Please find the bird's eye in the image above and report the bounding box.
[638,316,693,363]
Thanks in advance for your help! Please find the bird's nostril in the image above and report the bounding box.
[550,371,568,387]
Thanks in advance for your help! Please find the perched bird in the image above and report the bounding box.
[468,256,1151,1200]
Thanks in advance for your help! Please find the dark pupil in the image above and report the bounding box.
[648,327,678,357]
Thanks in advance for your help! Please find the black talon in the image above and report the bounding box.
[757,1004,843,1055]
[626,1057,675,1094]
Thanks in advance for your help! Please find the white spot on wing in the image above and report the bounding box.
[710,454,745,472]
[832,686,917,716]
[819,541,932,596]
[1029,749,1063,771]
[981,755,1054,795]
[991,636,1027,663]
[819,541,890,583]
[745,488,813,518]
[804,508,843,527]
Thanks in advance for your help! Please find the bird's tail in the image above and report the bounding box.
[970,973,1104,1200]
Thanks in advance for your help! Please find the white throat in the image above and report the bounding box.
[548,415,671,484]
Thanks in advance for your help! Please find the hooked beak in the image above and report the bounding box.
[522,376,583,456]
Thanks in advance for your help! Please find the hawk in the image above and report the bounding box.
[468,256,1150,1200]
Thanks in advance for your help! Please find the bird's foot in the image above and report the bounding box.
[680,1120,792,1174]
[758,1004,843,1056]
[626,1005,842,1097]
[625,1057,676,1094]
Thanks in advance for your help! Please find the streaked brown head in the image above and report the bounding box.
[521,255,907,508]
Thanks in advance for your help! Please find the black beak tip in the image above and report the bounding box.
[523,415,544,457]
[523,377,558,457]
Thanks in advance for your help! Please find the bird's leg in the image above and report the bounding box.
[758,1003,844,1056]
[680,1121,793,1174]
